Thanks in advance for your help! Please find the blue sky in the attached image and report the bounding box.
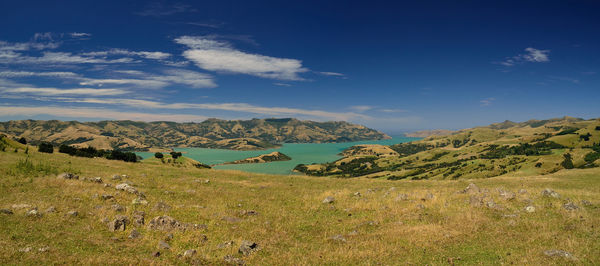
[0,0,599,133]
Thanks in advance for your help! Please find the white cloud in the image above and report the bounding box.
[0,51,135,64]
[82,48,171,60]
[175,36,308,80]
[0,71,79,78]
[379,108,407,113]
[499,47,550,66]
[0,40,60,51]
[349,105,373,112]
[0,106,208,122]
[480,97,495,106]
[80,69,216,89]
[273,83,291,87]
[318,71,345,77]
[70,32,92,38]
[2,87,128,96]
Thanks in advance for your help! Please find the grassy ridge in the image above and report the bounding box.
[0,137,599,264]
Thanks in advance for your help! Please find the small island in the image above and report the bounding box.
[222,151,292,165]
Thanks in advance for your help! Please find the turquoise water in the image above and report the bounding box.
[137,136,418,175]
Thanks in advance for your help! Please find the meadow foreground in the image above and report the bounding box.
[0,142,599,264]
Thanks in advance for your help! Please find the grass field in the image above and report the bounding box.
[1,139,599,264]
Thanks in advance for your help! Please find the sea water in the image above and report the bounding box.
[137,136,418,175]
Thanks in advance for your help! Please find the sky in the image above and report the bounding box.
[0,0,599,134]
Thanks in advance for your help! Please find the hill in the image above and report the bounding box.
[0,134,598,264]
[222,151,292,165]
[295,117,600,179]
[0,118,389,151]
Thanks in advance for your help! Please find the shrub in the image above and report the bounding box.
[38,142,54,153]
[561,153,574,169]
[535,162,542,168]
[170,151,182,159]
[154,152,164,159]
[17,137,27,144]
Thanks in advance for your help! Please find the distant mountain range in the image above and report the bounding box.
[296,116,600,179]
[0,118,389,151]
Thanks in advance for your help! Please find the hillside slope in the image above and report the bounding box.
[0,136,598,264]
[296,117,600,179]
[0,118,389,151]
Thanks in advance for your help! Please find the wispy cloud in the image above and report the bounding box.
[379,108,407,113]
[175,36,308,80]
[0,51,135,65]
[135,2,197,17]
[0,71,79,78]
[349,105,372,112]
[2,87,128,96]
[317,71,347,79]
[498,47,550,66]
[69,32,92,39]
[187,22,224,29]
[81,48,171,60]
[480,97,495,106]
[273,82,291,87]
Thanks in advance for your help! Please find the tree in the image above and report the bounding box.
[170,151,182,159]
[17,137,27,145]
[561,153,574,169]
[154,152,164,159]
[38,142,54,153]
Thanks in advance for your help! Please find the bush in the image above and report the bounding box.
[38,142,54,153]
[561,153,574,169]
[170,151,182,159]
[154,152,164,159]
[17,137,27,144]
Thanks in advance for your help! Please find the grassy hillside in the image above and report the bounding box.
[0,136,599,264]
[0,118,390,151]
[297,117,600,179]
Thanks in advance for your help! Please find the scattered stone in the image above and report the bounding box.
[389,187,397,191]
[224,255,245,265]
[183,249,197,258]
[347,230,359,236]
[563,202,579,211]
[153,202,171,212]
[101,194,114,200]
[519,189,527,194]
[542,188,560,198]
[132,197,148,205]
[148,216,181,231]
[238,240,259,255]
[57,173,78,180]
[111,174,122,181]
[462,183,481,194]
[38,246,50,252]
[525,206,536,213]
[128,229,141,239]
[502,214,518,218]
[499,190,516,201]
[19,247,32,253]
[133,211,145,226]
[0,209,13,215]
[11,204,32,209]
[353,192,361,197]
[329,234,347,242]
[157,240,170,250]
[239,210,259,216]
[416,204,425,209]
[204,179,210,184]
[115,183,138,195]
[581,200,592,206]
[395,194,408,201]
[423,193,435,200]
[67,210,78,217]
[322,196,335,204]
[112,204,124,212]
[469,196,483,207]
[26,209,41,218]
[92,177,103,183]
[486,200,496,209]
[104,184,112,188]
[218,241,235,249]
[109,215,128,231]
[152,251,161,257]
[164,233,174,241]
[543,250,576,260]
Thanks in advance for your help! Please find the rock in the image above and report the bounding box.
[111,174,122,181]
[581,200,592,206]
[19,247,32,253]
[133,211,145,226]
[499,190,516,201]
[109,215,128,231]
[486,200,496,209]
[132,197,148,205]
[543,250,576,260]
[38,246,50,252]
[0,209,13,215]
[104,184,112,188]
[322,196,335,204]
[204,179,210,184]
[153,202,171,212]
[329,234,347,242]
[92,177,103,183]
[224,255,245,265]
[395,194,408,201]
[128,229,141,239]
[416,204,425,209]
[26,209,41,218]
[157,240,170,250]
[152,251,161,257]
[353,192,361,197]
[164,233,174,241]
[67,210,78,217]
[347,230,359,236]
[563,202,579,211]
[218,241,235,249]
[239,210,259,216]
[423,193,435,200]
[524,206,536,213]
[462,183,481,194]
[11,203,32,209]
[57,173,78,180]
[112,204,124,212]
[238,240,259,256]
[469,196,483,207]
[101,194,114,200]
[518,189,527,194]
[115,183,138,195]
[148,216,181,231]
[183,249,197,258]
[541,188,560,198]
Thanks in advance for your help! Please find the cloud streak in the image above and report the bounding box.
[499,47,550,66]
